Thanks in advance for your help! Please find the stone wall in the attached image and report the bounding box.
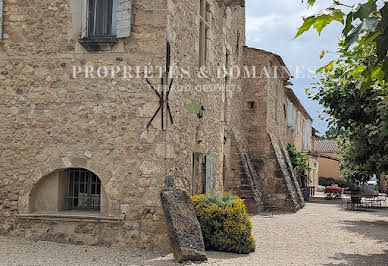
[224,47,301,211]
[165,0,245,194]
[286,89,319,192]
[0,0,245,250]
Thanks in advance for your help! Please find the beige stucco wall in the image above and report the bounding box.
[317,152,343,180]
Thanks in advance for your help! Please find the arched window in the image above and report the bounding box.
[30,168,103,213]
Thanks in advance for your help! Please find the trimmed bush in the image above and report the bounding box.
[191,193,256,254]
[319,177,349,188]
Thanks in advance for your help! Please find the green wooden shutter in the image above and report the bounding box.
[306,119,312,151]
[0,0,3,41]
[206,155,216,193]
[116,0,132,38]
[287,100,297,130]
[302,119,312,151]
[211,156,216,192]
[81,0,88,38]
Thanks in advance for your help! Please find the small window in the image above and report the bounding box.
[248,101,256,110]
[67,168,101,211]
[88,0,115,38]
[79,0,134,50]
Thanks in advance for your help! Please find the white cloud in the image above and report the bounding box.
[245,0,344,133]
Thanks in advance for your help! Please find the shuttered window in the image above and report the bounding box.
[116,0,132,38]
[199,0,210,67]
[205,155,216,193]
[287,100,297,130]
[0,0,3,41]
[302,119,313,151]
[81,0,132,40]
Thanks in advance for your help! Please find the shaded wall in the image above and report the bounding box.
[317,153,343,181]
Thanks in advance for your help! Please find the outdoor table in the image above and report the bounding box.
[324,187,342,199]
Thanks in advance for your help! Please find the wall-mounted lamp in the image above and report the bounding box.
[197,106,206,119]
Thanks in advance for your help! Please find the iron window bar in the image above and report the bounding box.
[67,168,101,211]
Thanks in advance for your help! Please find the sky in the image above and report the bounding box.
[245,0,344,134]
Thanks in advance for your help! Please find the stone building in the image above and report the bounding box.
[224,48,304,213]
[0,0,246,250]
[0,0,304,250]
[286,88,318,193]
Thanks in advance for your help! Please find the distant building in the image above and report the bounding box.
[285,88,319,192]
[315,139,343,181]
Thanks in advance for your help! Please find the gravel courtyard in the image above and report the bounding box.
[1,200,387,265]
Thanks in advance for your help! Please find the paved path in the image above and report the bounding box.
[1,201,387,265]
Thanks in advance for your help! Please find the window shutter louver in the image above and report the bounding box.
[287,101,297,130]
[0,0,3,41]
[303,119,307,151]
[206,155,216,193]
[307,119,312,151]
[211,156,216,192]
[81,0,88,38]
[116,0,132,38]
[303,119,313,151]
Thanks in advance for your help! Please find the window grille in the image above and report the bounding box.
[67,168,101,211]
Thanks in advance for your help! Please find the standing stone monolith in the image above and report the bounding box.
[160,176,207,263]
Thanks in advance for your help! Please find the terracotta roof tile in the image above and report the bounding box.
[315,139,339,153]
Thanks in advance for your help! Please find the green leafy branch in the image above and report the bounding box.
[297,0,388,96]
[287,144,312,172]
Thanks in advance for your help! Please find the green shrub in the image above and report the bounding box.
[287,144,312,172]
[319,177,349,188]
[191,193,256,254]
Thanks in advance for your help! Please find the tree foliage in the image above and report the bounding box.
[316,127,343,139]
[297,1,388,183]
[297,0,388,97]
[308,42,388,179]
[287,144,312,172]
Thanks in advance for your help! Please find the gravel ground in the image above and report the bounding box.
[1,200,387,265]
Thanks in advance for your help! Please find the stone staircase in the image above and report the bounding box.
[231,130,263,214]
[269,133,304,211]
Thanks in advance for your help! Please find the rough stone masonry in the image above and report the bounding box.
[0,0,303,251]
[160,176,207,263]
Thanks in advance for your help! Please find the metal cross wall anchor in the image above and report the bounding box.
[146,41,174,131]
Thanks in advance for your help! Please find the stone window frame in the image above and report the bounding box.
[79,0,118,50]
[75,0,132,52]
[28,168,108,215]
[199,0,210,67]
